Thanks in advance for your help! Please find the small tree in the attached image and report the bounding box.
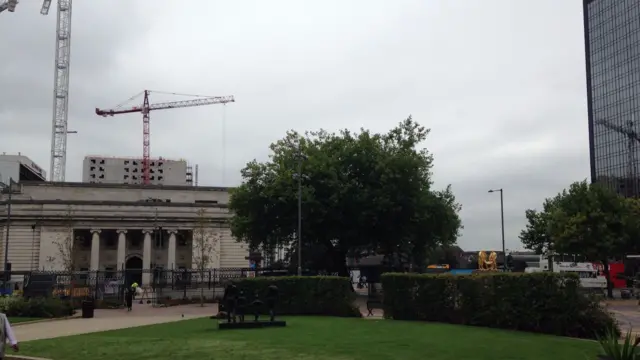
[53,206,76,272]
[519,194,563,271]
[549,181,630,298]
[52,206,76,296]
[192,208,220,306]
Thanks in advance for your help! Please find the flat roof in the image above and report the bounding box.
[19,181,232,192]
[0,154,47,180]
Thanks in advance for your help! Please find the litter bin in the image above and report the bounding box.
[81,298,95,319]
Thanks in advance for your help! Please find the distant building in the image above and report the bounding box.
[583,0,640,196]
[0,153,47,184]
[82,156,193,186]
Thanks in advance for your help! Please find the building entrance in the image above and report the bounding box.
[125,256,143,286]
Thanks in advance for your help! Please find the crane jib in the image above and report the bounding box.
[95,91,234,185]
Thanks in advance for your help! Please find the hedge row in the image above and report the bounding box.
[231,276,361,317]
[0,296,76,318]
[381,272,618,339]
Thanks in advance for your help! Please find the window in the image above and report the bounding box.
[79,237,91,250]
[104,266,116,279]
[105,237,116,249]
[130,238,141,249]
[155,236,166,249]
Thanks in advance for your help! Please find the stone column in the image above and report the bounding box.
[90,229,101,271]
[116,230,127,270]
[167,229,178,269]
[142,229,153,285]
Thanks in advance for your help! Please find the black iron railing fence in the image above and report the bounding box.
[3,267,298,300]
[3,267,374,302]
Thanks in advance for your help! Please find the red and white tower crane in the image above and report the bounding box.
[95,90,234,185]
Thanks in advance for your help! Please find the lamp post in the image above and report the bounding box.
[292,145,308,276]
[1,178,13,291]
[488,188,505,269]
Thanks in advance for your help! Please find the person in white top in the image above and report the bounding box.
[0,313,18,358]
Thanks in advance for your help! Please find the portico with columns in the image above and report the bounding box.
[0,181,249,285]
[70,227,212,285]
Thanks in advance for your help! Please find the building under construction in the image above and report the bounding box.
[0,153,47,184]
[82,156,194,186]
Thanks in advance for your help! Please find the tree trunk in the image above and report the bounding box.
[602,259,613,299]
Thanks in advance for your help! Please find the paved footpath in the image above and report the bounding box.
[14,303,217,342]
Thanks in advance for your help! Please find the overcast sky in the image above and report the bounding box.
[0,0,589,251]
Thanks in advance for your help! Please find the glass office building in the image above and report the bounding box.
[584,0,640,197]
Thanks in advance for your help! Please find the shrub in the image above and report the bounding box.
[381,272,618,339]
[230,276,361,317]
[0,296,76,318]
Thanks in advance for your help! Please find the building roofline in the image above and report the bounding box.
[18,181,233,192]
[0,199,229,208]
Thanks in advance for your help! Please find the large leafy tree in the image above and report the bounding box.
[229,117,462,276]
[548,180,630,298]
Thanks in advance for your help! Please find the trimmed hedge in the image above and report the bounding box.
[381,272,618,339]
[230,276,361,317]
[0,296,76,318]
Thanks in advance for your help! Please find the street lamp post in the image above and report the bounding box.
[297,157,302,276]
[1,178,13,291]
[292,145,308,277]
[488,188,505,269]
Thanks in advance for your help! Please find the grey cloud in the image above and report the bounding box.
[0,0,590,249]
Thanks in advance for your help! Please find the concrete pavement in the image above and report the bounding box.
[14,303,217,342]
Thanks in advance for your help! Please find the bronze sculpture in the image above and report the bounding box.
[251,292,263,322]
[222,282,239,323]
[266,284,279,321]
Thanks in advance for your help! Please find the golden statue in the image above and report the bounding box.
[477,251,498,271]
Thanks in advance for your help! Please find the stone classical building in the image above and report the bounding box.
[0,182,248,286]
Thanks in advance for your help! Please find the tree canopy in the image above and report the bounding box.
[520,180,635,297]
[229,117,462,275]
[518,194,562,255]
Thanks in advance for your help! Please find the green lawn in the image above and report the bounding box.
[20,317,601,360]
[8,317,43,324]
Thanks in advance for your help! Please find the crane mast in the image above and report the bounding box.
[96,91,234,185]
[42,0,73,182]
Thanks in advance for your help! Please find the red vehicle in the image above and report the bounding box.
[592,262,626,288]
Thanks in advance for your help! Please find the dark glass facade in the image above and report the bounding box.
[585,0,640,197]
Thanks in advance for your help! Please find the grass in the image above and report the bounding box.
[20,317,601,360]
[8,317,43,324]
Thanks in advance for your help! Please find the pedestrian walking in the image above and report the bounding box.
[125,282,138,311]
[0,313,18,358]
